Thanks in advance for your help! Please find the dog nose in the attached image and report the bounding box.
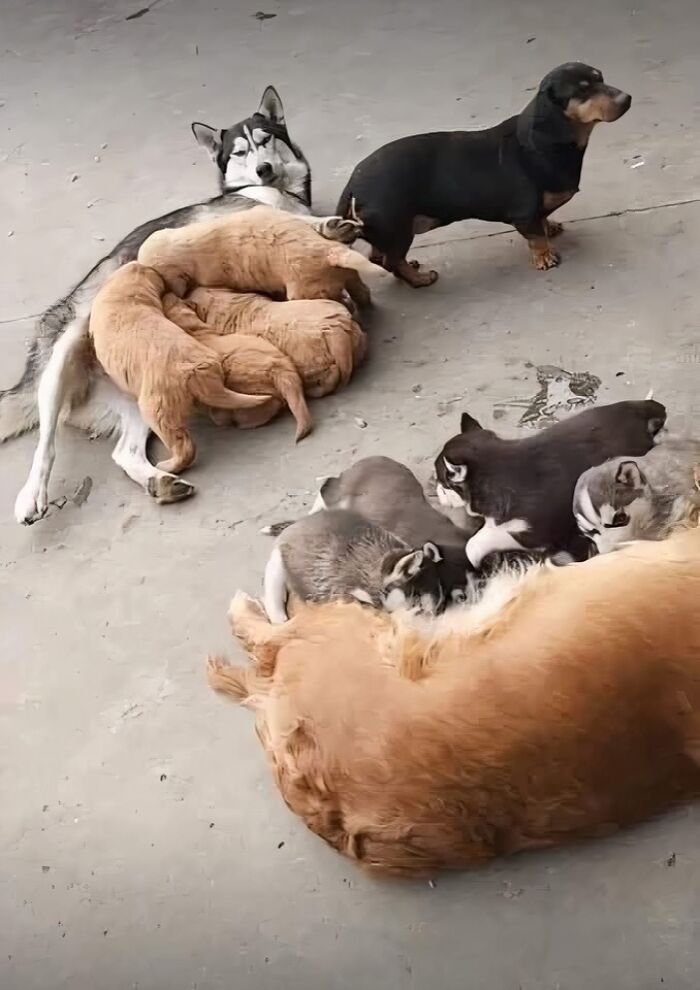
[256,162,273,180]
[618,92,632,113]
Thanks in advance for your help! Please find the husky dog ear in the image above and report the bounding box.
[257,85,286,125]
[191,122,223,161]
[615,461,645,489]
[460,412,482,434]
[443,457,467,485]
[422,542,442,563]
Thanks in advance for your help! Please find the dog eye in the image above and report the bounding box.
[233,149,247,157]
[258,134,271,147]
[579,80,591,89]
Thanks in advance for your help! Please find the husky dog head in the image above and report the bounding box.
[573,459,649,554]
[191,85,311,204]
[379,542,447,615]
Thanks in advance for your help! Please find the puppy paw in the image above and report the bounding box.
[147,474,196,504]
[545,219,563,238]
[394,260,439,287]
[317,216,363,244]
[532,247,560,271]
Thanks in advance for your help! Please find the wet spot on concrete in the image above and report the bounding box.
[496,364,601,429]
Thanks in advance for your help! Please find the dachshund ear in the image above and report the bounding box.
[460,412,482,433]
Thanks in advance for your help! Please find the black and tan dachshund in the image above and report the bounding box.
[337,63,631,287]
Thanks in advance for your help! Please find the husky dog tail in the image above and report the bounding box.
[260,519,294,537]
[0,252,125,444]
[0,359,41,441]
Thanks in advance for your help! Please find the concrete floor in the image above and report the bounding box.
[2,0,700,987]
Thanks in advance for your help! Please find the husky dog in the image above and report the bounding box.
[263,509,450,623]
[574,439,700,554]
[435,400,666,566]
[3,86,361,525]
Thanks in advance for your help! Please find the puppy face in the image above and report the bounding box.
[380,543,446,615]
[543,62,632,124]
[434,413,489,516]
[574,460,648,554]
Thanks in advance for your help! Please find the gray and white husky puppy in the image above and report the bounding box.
[3,86,360,525]
[263,509,450,623]
[574,438,700,554]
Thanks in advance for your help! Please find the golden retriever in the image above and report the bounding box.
[137,205,383,308]
[160,293,312,442]
[89,262,271,473]
[208,527,700,876]
[164,287,367,398]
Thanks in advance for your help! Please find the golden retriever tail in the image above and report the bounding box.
[326,245,386,279]
[270,363,313,442]
[189,365,274,411]
[206,655,252,703]
[322,325,355,386]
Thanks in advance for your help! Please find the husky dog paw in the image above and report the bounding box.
[15,480,49,525]
[147,474,196,504]
[316,215,363,244]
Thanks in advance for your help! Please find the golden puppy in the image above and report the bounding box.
[89,262,270,473]
[160,294,312,442]
[209,527,700,876]
[164,287,367,398]
[137,205,382,308]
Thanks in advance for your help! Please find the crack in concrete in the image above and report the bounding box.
[411,195,700,250]
[2,195,698,326]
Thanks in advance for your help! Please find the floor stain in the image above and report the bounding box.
[496,364,601,428]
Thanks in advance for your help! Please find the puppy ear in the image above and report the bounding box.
[422,542,442,563]
[384,549,425,585]
[615,461,645,489]
[191,122,223,161]
[257,85,285,124]
[460,412,482,433]
[443,457,467,484]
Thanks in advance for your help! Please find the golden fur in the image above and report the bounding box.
[208,528,700,876]
[164,287,367,399]
[88,262,270,473]
[162,293,312,442]
[137,205,382,308]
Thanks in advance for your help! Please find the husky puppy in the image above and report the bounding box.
[263,509,450,623]
[4,86,361,525]
[574,439,700,554]
[435,399,666,567]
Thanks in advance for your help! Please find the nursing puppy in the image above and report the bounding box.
[435,399,666,566]
[210,527,700,876]
[138,205,382,309]
[263,508,448,623]
[309,455,474,593]
[88,263,270,473]
[164,287,366,397]
[574,438,700,553]
[162,293,312,442]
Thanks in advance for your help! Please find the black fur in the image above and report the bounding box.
[435,400,666,559]
[337,62,631,276]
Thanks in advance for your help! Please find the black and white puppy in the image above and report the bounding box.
[435,400,666,566]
